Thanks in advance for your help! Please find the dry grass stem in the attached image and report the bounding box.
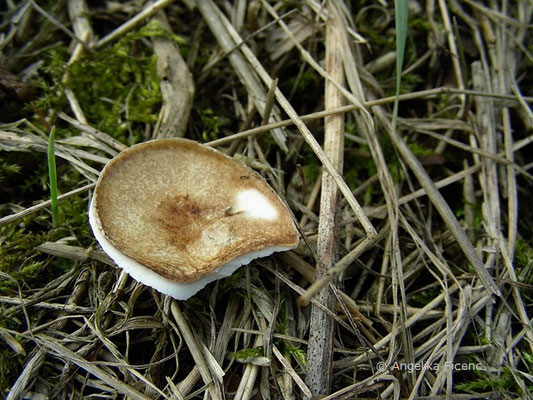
[170,301,222,400]
[93,0,174,49]
[58,112,128,152]
[304,9,344,396]
[0,182,95,228]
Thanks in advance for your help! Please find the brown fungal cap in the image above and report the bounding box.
[91,139,299,285]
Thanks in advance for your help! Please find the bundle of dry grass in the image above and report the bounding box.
[1,1,532,399]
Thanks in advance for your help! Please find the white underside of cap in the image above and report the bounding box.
[234,189,278,220]
[89,197,293,300]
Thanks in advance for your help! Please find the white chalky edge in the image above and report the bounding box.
[89,189,294,300]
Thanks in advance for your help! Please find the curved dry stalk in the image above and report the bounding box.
[170,301,223,400]
[151,11,194,139]
[437,0,466,106]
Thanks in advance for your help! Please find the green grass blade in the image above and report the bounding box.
[393,0,409,125]
[47,126,59,227]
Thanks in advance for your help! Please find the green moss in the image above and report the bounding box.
[455,364,532,395]
[285,344,306,369]
[272,305,306,369]
[409,286,439,306]
[0,161,22,178]
[232,347,264,359]
[66,49,161,144]
[275,314,289,337]
[344,150,375,190]
[366,31,395,50]
[0,223,45,293]
[409,18,432,31]
[219,267,247,294]
[455,200,483,231]
[0,155,92,294]
[32,21,183,145]
[301,163,320,185]
[0,347,24,397]
[379,70,423,97]
[197,108,221,142]
[408,142,435,157]
[0,217,77,294]
[31,46,70,114]
[298,144,321,184]
[288,70,318,93]
[400,72,423,94]
[345,121,357,136]
[515,239,533,274]
[515,239,533,305]
[343,124,376,189]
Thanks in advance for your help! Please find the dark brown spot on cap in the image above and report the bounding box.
[153,195,210,250]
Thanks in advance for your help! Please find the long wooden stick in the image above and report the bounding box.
[304,14,344,397]
[205,86,532,147]
[205,0,375,240]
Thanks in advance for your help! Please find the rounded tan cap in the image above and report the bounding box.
[89,139,299,298]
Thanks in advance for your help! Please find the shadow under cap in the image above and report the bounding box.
[89,139,299,298]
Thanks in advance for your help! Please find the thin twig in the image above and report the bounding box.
[0,182,95,228]
[93,0,174,49]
